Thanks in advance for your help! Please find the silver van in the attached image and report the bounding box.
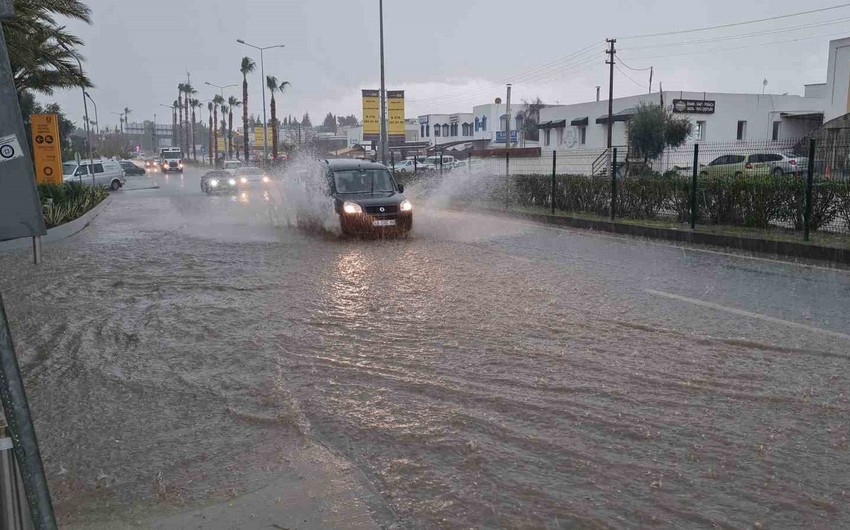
[62,159,126,190]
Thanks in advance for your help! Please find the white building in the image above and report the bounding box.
[471,102,529,147]
[417,113,474,147]
[536,37,850,156]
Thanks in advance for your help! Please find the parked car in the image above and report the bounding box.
[234,166,271,187]
[120,160,146,176]
[62,159,126,190]
[700,152,808,178]
[392,160,418,174]
[200,170,237,194]
[321,159,412,236]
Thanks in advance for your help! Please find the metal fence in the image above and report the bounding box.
[398,138,850,240]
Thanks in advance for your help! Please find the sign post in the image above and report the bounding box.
[30,115,63,185]
[0,0,47,260]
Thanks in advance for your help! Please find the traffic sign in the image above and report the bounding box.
[30,114,62,184]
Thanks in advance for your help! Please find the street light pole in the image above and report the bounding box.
[60,42,93,185]
[237,39,284,164]
[204,81,238,99]
[84,91,99,140]
[378,0,388,165]
[159,104,175,150]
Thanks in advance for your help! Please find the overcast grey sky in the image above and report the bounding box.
[45,0,850,129]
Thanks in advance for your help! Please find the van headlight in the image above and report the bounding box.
[399,199,412,212]
[210,179,219,187]
[343,201,362,214]
[228,178,236,186]
[262,176,270,183]
[240,177,248,184]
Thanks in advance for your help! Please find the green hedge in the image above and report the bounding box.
[37,182,109,228]
[509,174,850,233]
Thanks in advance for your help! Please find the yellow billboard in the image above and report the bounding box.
[217,136,226,153]
[30,114,63,185]
[253,126,270,148]
[362,89,380,141]
[387,90,405,145]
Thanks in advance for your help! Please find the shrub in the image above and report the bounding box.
[37,182,108,228]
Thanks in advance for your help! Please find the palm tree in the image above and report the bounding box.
[207,102,214,165]
[190,99,200,161]
[227,96,241,160]
[177,83,186,154]
[219,104,229,159]
[172,99,179,147]
[183,84,196,154]
[5,0,93,95]
[212,94,224,163]
[266,77,291,160]
[240,57,256,162]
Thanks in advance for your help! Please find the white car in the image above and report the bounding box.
[392,160,418,174]
[62,159,126,190]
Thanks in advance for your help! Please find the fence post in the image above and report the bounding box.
[440,152,444,175]
[610,147,617,220]
[551,150,557,215]
[505,151,510,209]
[690,143,699,229]
[804,138,816,241]
[468,147,472,174]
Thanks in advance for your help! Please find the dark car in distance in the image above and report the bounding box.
[120,160,146,176]
[322,159,412,236]
[201,170,238,194]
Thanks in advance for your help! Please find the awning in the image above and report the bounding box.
[596,108,637,124]
[570,117,589,126]
[537,120,566,130]
[779,111,824,120]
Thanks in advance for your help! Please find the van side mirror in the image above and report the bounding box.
[397,184,404,193]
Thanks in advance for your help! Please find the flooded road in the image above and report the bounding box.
[1,166,849,529]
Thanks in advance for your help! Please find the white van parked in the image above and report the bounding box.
[62,159,126,190]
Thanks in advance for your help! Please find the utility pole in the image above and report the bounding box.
[378,0,388,165]
[505,84,512,149]
[605,38,616,150]
[648,66,653,94]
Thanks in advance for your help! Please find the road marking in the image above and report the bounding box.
[484,213,850,275]
[644,289,850,342]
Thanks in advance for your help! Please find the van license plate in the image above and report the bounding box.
[373,219,396,227]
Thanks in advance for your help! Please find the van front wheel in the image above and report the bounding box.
[110,179,121,191]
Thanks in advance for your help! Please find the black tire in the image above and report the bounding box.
[201,180,207,192]
[773,167,783,177]
[110,179,121,191]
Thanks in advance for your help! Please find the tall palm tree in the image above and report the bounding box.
[190,99,200,161]
[177,83,185,154]
[207,102,214,165]
[240,57,256,162]
[183,84,195,154]
[212,94,224,163]
[172,99,179,147]
[5,0,93,95]
[266,77,291,160]
[227,96,241,160]
[219,105,229,159]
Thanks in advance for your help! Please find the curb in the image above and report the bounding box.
[476,207,850,266]
[0,195,113,252]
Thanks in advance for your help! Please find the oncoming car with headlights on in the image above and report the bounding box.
[323,159,412,236]
[201,170,238,194]
[234,167,272,188]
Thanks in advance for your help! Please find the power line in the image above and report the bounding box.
[622,2,850,39]
[621,15,850,51]
[620,28,850,62]
[616,56,652,71]
[615,64,647,89]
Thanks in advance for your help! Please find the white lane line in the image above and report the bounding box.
[644,289,850,342]
[483,212,850,275]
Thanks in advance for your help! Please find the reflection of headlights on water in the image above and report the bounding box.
[399,199,413,212]
[239,192,248,203]
[240,177,248,184]
[263,191,270,201]
[262,176,270,183]
[228,178,236,186]
[209,179,219,187]
[343,201,362,214]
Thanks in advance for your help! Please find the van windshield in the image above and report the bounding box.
[162,152,182,159]
[62,162,78,176]
[334,169,395,194]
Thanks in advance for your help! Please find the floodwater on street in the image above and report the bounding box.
[1,166,849,529]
